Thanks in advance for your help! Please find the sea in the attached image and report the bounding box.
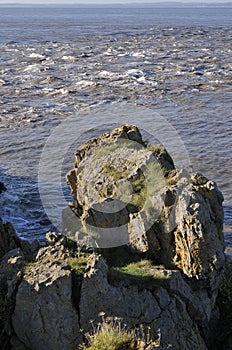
[0,4,231,246]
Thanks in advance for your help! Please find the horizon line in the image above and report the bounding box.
[0,1,231,4]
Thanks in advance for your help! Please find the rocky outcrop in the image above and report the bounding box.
[0,125,226,350]
[66,124,224,285]
[8,232,223,350]
[0,218,41,350]
[9,235,208,350]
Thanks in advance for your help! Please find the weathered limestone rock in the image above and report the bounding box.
[172,174,224,280]
[62,124,225,349]
[0,213,41,350]
[0,232,225,350]
[12,240,81,350]
[79,254,207,350]
[149,173,225,283]
[66,124,172,249]
[66,124,225,285]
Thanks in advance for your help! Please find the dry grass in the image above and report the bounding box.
[79,314,161,350]
[79,316,135,350]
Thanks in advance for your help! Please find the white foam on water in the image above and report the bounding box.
[0,19,231,243]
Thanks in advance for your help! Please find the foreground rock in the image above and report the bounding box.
[12,235,81,350]
[0,219,40,350]
[0,248,24,350]
[0,125,226,349]
[9,231,223,350]
[10,235,208,350]
[0,180,40,350]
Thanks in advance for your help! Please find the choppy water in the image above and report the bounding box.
[0,5,231,245]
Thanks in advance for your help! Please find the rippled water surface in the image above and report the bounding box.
[0,5,231,244]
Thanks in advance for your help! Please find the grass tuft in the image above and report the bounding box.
[80,318,134,350]
[111,259,168,285]
[67,255,89,275]
[79,315,160,350]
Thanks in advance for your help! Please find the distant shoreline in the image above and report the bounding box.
[0,3,232,8]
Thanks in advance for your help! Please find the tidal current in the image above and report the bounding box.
[0,5,231,245]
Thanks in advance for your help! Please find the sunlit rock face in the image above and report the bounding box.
[66,124,225,284]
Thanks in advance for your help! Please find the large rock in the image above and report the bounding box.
[12,237,82,350]
[11,238,211,350]
[66,124,225,286]
[63,124,225,348]
[66,124,173,248]
[0,214,40,350]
